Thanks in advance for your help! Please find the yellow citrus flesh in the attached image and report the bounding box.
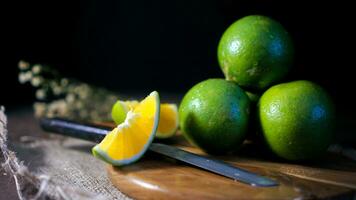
[156,104,178,138]
[92,91,160,166]
[124,100,139,109]
[112,100,178,139]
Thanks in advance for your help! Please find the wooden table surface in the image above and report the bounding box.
[106,133,356,199]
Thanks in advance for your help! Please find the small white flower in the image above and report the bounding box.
[53,86,62,95]
[18,60,29,70]
[18,73,27,83]
[31,77,43,87]
[50,81,58,88]
[18,71,33,83]
[75,101,83,109]
[36,89,46,100]
[32,65,42,74]
[46,100,68,118]
[61,78,69,87]
[53,100,68,116]
[33,102,47,117]
[65,93,75,103]
[25,71,33,80]
[78,90,89,99]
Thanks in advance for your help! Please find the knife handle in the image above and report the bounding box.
[40,118,109,143]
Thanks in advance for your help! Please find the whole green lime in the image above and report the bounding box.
[179,79,250,154]
[218,15,294,90]
[258,80,335,160]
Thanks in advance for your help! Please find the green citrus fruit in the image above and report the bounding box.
[179,79,250,154]
[218,15,294,90]
[258,80,335,160]
[111,101,130,124]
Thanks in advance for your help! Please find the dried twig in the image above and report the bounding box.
[18,60,120,122]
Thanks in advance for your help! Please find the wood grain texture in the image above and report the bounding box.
[107,135,356,200]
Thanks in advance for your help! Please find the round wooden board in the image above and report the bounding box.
[107,150,355,200]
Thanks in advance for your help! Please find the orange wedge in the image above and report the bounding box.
[92,91,160,166]
[112,100,178,139]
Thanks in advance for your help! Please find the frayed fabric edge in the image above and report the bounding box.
[0,106,105,200]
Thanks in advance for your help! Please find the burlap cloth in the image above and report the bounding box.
[0,107,132,200]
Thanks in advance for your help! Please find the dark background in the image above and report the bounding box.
[2,0,355,115]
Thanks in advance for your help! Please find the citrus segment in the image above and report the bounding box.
[156,104,178,138]
[112,100,178,138]
[92,91,160,166]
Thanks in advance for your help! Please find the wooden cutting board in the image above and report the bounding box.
[107,135,356,199]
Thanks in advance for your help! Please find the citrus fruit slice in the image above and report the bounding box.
[92,91,160,166]
[112,100,178,138]
[156,104,178,138]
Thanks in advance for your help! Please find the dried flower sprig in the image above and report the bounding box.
[18,60,120,122]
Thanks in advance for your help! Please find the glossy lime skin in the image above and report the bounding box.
[179,79,250,154]
[258,80,335,160]
[218,15,294,90]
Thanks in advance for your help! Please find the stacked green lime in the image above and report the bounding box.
[179,15,335,160]
[179,79,250,154]
[258,80,335,160]
[218,15,294,90]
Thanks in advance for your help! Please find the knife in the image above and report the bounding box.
[40,118,278,187]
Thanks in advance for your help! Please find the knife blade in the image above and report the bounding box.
[40,118,278,187]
